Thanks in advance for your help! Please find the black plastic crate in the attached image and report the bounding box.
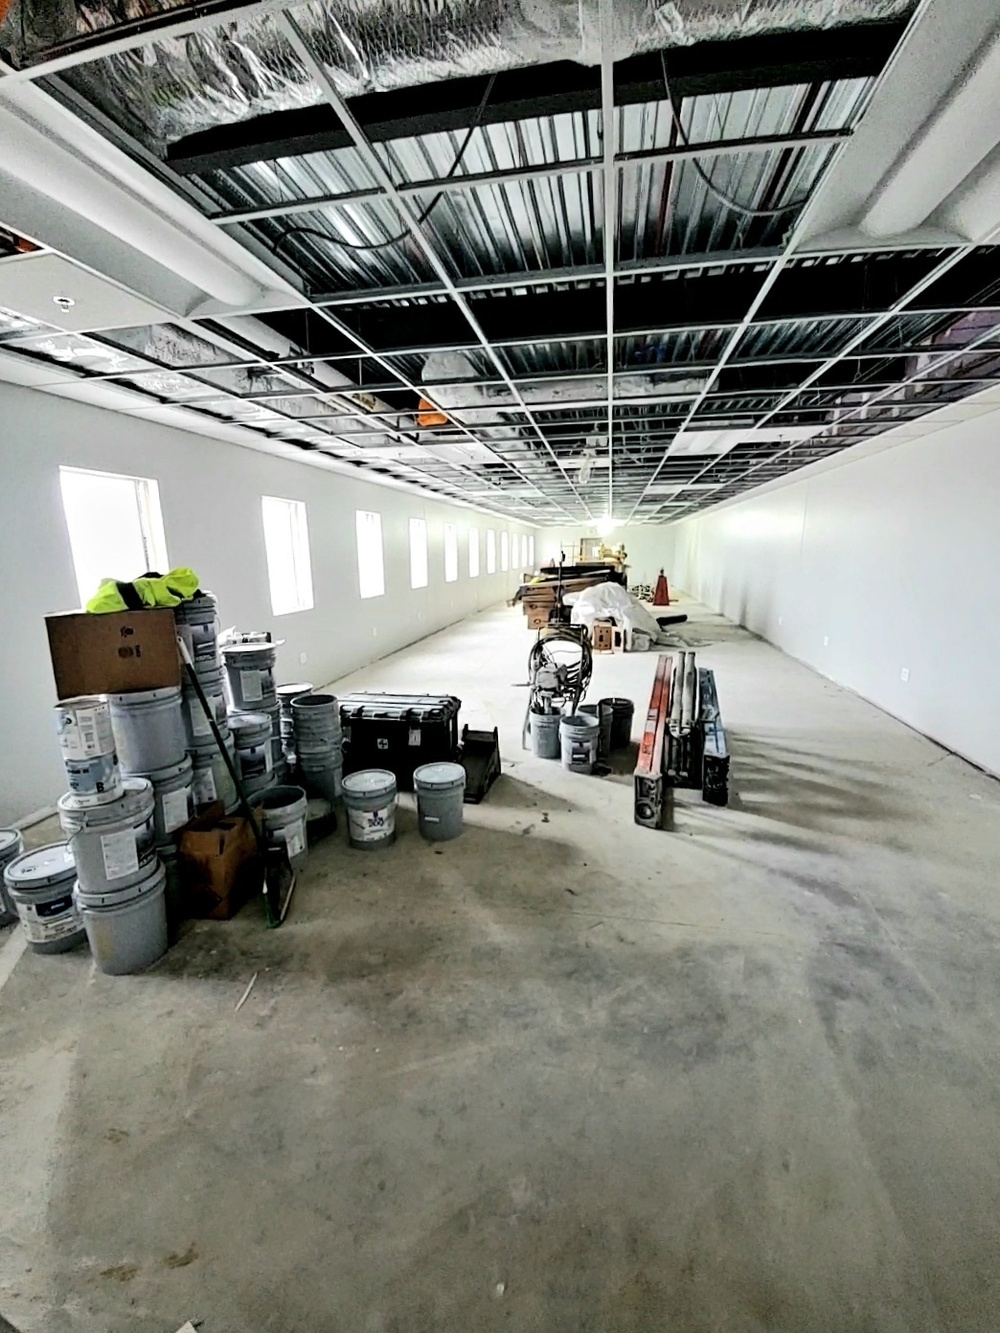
[339,693,462,791]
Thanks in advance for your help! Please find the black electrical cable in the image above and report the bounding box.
[660,51,811,220]
[271,73,496,259]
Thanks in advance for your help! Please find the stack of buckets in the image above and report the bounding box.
[222,636,281,800]
[18,695,169,973]
[290,692,343,803]
[177,594,238,814]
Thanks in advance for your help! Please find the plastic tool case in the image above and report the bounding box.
[339,693,462,791]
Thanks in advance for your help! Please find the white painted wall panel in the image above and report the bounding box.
[672,409,1000,775]
[0,383,534,822]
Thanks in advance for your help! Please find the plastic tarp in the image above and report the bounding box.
[566,582,661,641]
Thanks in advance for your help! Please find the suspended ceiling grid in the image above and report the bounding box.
[2,1,1000,522]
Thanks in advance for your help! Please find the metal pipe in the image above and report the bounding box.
[680,652,697,734]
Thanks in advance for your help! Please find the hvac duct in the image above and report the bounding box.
[1,0,915,149]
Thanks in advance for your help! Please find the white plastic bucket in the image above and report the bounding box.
[142,755,194,845]
[258,785,309,870]
[174,593,220,663]
[54,696,122,806]
[413,762,466,842]
[230,712,273,783]
[3,842,86,954]
[559,713,600,774]
[58,777,157,894]
[223,642,277,709]
[75,859,168,975]
[110,687,186,774]
[529,709,561,760]
[181,664,227,745]
[342,769,396,851]
[0,828,25,926]
[190,733,238,813]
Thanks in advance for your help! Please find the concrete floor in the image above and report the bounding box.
[3,599,1000,1332]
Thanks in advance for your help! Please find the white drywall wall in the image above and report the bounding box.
[671,408,1000,776]
[0,383,535,822]
[539,525,677,589]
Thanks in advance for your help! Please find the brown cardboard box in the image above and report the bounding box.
[592,619,615,652]
[178,804,262,921]
[46,608,181,699]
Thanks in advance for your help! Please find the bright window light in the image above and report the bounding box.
[501,530,510,571]
[468,527,480,578]
[486,528,497,574]
[261,495,314,615]
[409,517,428,589]
[355,509,385,599]
[528,534,535,567]
[59,466,168,608]
[444,523,459,582]
[520,534,529,567]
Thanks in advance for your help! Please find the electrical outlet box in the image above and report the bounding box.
[823,635,829,647]
[900,667,910,682]
[299,652,308,665]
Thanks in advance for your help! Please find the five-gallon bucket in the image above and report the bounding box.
[605,697,635,750]
[174,593,220,663]
[190,733,238,813]
[0,828,25,926]
[75,860,168,975]
[413,762,466,842]
[110,686,186,774]
[223,642,277,709]
[579,703,612,760]
[559,713,600,774]
[229,712,274,796]
[258,785,309,870]
[142,755,194,846]
[54,695,122,806]
[342,769,397,851]
[529,708,562,760]
[3,842,86,954]
[58,777,157,894]
[181,664,227,746]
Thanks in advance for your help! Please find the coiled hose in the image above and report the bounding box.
[523,624,594,746]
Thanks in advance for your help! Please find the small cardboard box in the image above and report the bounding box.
[178,804,262,921]
[46,608,181,699]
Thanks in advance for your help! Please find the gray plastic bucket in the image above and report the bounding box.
[258,785,309,870]
[181,664,227,746]
[606,697,635,750]
[579,703,612,760]
[299,757,342,805]
[174,593,220,663]
[277,683,312,763]
[560,713,600,774]
[0,828,25,926]
[230,712,273,784]
[54,696,122,806]
[4,842,86,954]
[141,755,194,845]
[529,708,562,759]
[190,733,238,813]
[342,769,397,851]
[413,762,466,842]
[75,859,168,975]
[223,642,277,709]
[110,686,186,774]
[58,777,157,894]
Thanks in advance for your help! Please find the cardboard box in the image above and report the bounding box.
[592,619,615,652]
[46,608,181,699]
[178,804,262,921]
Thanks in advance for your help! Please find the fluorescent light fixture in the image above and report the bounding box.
[596,517,617,537]
[646,484,683,496]
[668,425,818,456]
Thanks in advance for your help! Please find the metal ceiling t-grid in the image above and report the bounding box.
[2,0,1000,523]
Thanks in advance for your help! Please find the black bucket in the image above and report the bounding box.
[603,697,635,750]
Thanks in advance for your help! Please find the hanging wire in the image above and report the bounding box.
[270,74,496,257]
[660,52,812,220]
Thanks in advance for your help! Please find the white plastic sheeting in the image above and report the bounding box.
[566,581,661,642]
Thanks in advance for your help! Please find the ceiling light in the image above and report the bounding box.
[52,294,75,311]
[596,517,617,537]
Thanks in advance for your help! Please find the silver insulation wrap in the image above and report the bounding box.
[2,0,914,149]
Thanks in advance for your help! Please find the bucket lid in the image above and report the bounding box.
[55,694,108,712]
[58,776,155,828]
[229,712,271,735]
[413,762,466,790]
[277,682,313,701]
[74,859,166,909]
[139,754,193,784]
[0,829,23,859]
[222,641,281,658]
[4,841,75,890]
[342,769,396,798]
[110,686,181,705]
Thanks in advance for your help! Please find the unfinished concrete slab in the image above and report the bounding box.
[2,600,1000,1332]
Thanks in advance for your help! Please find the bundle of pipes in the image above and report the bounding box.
[667,650,700,787]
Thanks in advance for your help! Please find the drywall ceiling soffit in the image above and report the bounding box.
[799,0,1000,243]
[0,253,169,331]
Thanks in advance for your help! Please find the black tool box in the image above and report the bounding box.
[459,725,502,803]
[339,693,462,790]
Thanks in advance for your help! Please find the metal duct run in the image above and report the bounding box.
[421,350,707,434]
[1,0,914,149]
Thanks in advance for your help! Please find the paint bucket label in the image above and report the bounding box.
[347,803,395,843]
[100,814,155,882]
[238,743,271,780]
[17,895,81,944]
[162,786,193,834]
[189,690,224,738]
[66,753,121,801]
[240,669,263,704]
[192,766,216,805]
[56,702,114,760]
